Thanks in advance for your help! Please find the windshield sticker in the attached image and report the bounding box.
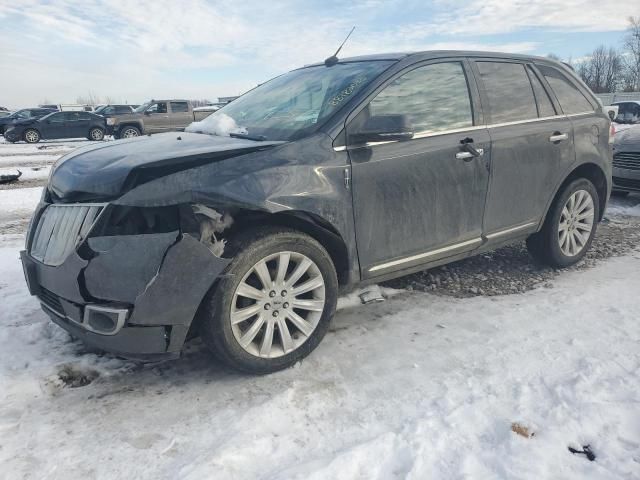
[329,75,367,107]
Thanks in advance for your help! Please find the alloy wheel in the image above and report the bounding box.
[122,128,139,138]
[90,128,104,140]
[230,251,326,359]
[25,130,39,143]
[558,189,595,257]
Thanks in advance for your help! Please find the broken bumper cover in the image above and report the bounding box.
[20,232,230,360]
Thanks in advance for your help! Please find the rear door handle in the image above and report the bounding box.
[549,133,569,143]
[456,148,484,161]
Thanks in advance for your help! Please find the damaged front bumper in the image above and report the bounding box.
[20,203,231,360]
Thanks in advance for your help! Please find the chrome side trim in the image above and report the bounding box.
[368,237,482,273]
[485,222,537,240]
[333,113,584,152]
[566,111,596,117]
[487,114,564,129]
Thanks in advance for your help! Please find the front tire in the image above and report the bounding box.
[24,129,40,143]
[119,126,140,138]
[527,178,599,268]
[198,227,338,374]
[88,127,104,141]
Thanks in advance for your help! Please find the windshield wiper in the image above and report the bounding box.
[229,132,267,141]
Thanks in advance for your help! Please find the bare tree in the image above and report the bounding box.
[578,45,623,93]
[622,16,640,92]
[546,53,562,61]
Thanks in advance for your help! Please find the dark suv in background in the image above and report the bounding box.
[0,108,56,135]
[21,51,611,374]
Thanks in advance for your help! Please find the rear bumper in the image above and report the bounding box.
[20,231,230,360]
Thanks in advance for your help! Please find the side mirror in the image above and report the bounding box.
[351,114,414,143]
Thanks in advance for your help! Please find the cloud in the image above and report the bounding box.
[425,0,638,36]
[0,0,632,107]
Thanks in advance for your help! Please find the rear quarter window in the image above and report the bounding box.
[537,64,594,115]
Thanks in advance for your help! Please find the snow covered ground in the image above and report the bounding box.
[0,139,639,479]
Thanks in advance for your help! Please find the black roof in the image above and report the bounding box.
[307,50,554,67]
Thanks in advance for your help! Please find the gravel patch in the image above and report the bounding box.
[384,211,640,297]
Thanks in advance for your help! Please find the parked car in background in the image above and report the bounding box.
[20,51,611,374]
[38,104,60,110]
[4,111,106,143]
[94,104,135,117]
[59,104,95,112]
[612,125,640,195]
[612,101,640,125]
[107,99,198,138]
[0,108,57,135]
[0,111,11,118]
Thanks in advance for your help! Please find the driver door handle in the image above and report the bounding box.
[456,148,484,160]
[549,133,568,143]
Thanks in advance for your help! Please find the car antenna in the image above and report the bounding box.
[325,26,356,67]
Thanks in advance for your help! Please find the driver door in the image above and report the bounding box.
[144,102,170,133]
[346,60,491,278]
[42,112,68,138]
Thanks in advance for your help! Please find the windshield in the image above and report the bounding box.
[12,109,31,119]
[191,61,393,141]
[133,102,152,113]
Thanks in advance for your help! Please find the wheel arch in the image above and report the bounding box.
[542,162,608,225]
[117,122,143,134]
[229,209,350,286]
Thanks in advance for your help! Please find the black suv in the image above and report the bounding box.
[21,51,612,373]
[0,108,56,135]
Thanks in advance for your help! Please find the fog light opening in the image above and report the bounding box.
[83,305,128,335]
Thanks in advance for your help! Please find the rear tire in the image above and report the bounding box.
[527,178,599,268]
[88,127,104,141]
[24,129,40,143]
[198,226,338,374]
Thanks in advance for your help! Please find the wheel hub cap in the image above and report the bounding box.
[230,251,326,359]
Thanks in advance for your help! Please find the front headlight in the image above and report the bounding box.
[106,118,116,125]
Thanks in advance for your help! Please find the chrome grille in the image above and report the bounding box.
[613,152,640,171]
[30,204,104,266]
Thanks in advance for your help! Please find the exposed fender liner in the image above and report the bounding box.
[127,234,230,326]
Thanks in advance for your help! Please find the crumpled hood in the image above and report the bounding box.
[49,132,285,202]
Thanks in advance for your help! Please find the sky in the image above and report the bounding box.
[0,0,636,108]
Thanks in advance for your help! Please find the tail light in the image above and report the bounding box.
[609,123,616,144]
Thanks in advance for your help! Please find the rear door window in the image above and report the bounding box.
[170,102,189,113]
[537,65,594,114]
[476,61,538,123]
[368,61,474,134]
[526,66,556,117]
